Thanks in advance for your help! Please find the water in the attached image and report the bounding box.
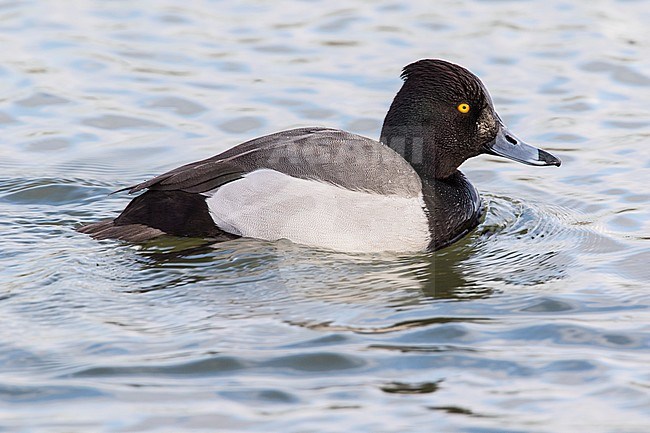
[1,0,649,432]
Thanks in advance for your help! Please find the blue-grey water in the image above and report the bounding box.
[1,1,649,432]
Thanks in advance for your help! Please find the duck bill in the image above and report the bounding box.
[484,124,561,167]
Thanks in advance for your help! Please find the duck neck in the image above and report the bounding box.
[380,119,461,181]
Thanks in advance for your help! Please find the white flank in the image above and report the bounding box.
[204,169,430,253]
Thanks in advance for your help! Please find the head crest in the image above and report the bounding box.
[400,59,483,99]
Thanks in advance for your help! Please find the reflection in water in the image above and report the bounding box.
[380,380,441,394]
[1,0,648,431]
[130,236,489,304]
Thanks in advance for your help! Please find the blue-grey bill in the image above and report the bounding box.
[485,125,561,167]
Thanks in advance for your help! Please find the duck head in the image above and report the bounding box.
[380,59,561,180]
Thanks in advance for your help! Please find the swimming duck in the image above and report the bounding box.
[79,59,560,252]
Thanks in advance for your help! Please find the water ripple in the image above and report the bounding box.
[0,1,648,432]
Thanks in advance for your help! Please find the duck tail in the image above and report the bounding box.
[77,219,165,242]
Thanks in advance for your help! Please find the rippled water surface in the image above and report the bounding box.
[1,1,649,432]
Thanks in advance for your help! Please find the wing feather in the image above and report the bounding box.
[118,127,422,197]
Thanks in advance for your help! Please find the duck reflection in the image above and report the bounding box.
[129,234,493,305]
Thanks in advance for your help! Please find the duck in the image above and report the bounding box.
[78,59,561,253]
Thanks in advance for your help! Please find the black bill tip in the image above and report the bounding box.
[485,124,562,168]
[538,148,561,167]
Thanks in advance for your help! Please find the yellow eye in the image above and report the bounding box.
[457,103,470,114]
